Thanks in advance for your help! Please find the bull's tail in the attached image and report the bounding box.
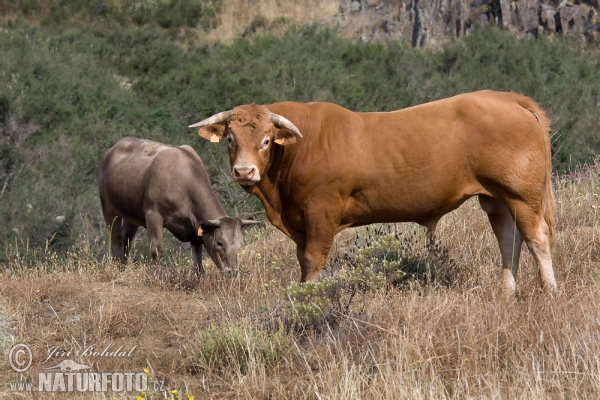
[516,94,556,250]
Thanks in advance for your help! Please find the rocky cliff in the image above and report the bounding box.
[332,0,599,46]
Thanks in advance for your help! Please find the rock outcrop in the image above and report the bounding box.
[333,0,599,46]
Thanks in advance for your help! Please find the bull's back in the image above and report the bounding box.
[271,92,547,225]
[358,92,545,219]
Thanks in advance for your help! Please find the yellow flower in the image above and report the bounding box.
[143,368,149,374]
[172,390,178,394]
[136,397,143,400]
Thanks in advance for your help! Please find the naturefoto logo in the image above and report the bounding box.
[42,359,92,372]
[8,343,151,393]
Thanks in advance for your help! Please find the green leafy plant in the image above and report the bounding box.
[196,326,289,373]
[286,264,386,327]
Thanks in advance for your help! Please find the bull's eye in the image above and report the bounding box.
[216,240,224,248]
[260,138,270,150]
[227,134,234,147]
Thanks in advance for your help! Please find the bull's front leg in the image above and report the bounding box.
[296,205,339,282]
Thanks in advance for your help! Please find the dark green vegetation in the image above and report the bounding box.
[0,0,222,30]
[0,10,599,260]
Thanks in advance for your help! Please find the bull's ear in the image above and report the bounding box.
[273,128,299,146]
[198,125,226,143]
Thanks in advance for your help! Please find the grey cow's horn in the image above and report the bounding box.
[188,110,233,128]
[269,113,303,138]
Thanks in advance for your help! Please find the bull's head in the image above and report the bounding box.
[199,217,260,274]
[189,105,302,186]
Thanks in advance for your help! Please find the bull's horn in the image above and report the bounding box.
[269,113,303,138]
[207,219,222,227]
[188,110,233,128]
[241,219,261,225]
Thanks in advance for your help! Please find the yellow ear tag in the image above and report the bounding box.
[197,226,204,236]
[274,138,285,145]
[210,134,220,143]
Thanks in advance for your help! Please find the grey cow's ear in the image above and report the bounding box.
[198,219,221,236]
[241,219,261,229]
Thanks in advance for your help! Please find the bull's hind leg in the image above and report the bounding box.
[503,198,557,292]
[479,196,523,295]
[419,218,440,250]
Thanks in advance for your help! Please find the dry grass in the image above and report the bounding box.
[0,162,599,399]
[204,0,339,43]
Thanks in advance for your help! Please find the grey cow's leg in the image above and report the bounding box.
[191,243,205,275]
[101,198,127,265]
[145,209,164,264]
[122,220,139,263]
[110,217,126,264]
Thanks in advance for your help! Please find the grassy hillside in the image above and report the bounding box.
[0,20,599,258]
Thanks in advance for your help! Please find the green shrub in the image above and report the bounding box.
[196,326,289,373]
[286,264,386,328]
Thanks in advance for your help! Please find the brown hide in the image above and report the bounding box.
[194,91,556,293]
[98,137,256,274]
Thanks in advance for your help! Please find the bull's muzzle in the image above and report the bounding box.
[233,164,259,183]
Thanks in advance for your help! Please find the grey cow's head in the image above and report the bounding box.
[199,217,260,274]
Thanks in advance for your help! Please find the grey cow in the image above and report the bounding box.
[98,137,258,274]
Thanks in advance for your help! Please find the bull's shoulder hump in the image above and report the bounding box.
[267,101,352,114]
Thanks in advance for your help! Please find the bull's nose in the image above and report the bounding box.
[233,166,256,180]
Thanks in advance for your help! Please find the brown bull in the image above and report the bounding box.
[98,137,258,274]
[190,90,557,293]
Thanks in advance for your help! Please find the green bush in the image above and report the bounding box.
[286,264,386,328]
[0,0,222,30]
[196,326,289,373]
